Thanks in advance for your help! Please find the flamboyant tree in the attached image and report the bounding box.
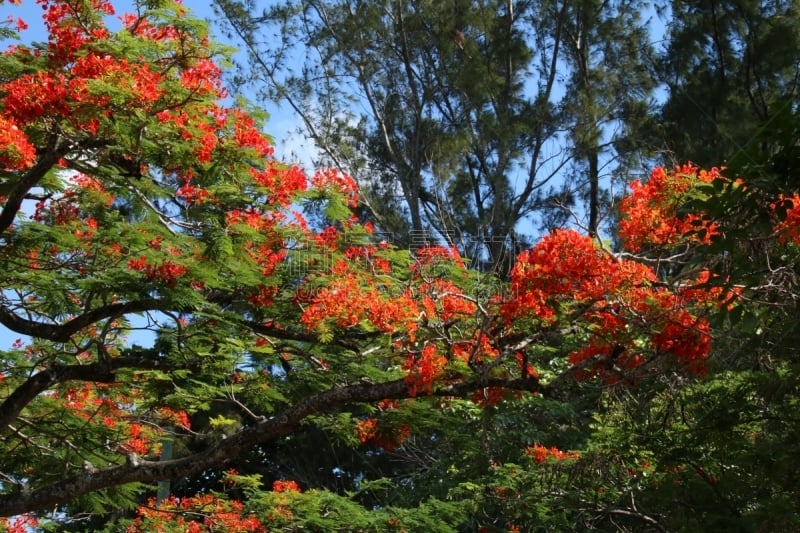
[1,1,800,531]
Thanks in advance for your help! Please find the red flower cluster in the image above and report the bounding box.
[247,284,280,307]
[176,181,211,204]
[127,256,188,287]
[355,418,378,444]
[247,242,287,277]
[249,164,307,206]
[418,278,477,323]
[70,173,115,205]
[39,0,113,65]
[310,168,359,207]
[29,174,112,233]
[412,245,465,275]
[355,417,411,451]
[0,514,39,533]
[157,407,191,430]
[272,480,302,493]
[230,109,274,158]
[452,332,499,366]
[505,229,718,380]
[129,495,265,533]
[1,0,284,195]
[226,208,285,232]
[652,310,712,377]
[122,423,150,455]
[773,193,800,244]
[471,387,507,407]
[403,343,447,396]
[300,267,420,338]
[180,58,224,98]
[344,244,391,274]
[0,116,36,170]
[619,164,721,251]
[524,443,579,464]
[503,229,616,323]
[53,382,169,459]
[2,48,163,128]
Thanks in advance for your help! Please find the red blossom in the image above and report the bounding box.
[355,418,379,444]
[127,256,189,287]
[619,164,721,251]
[377,399,400,411]
[158,407,191,429]
[412,245,465,274]
[176,181,211,204]
[503,229,616,322]
[180,58,224,97]
[471,387,507,407]
[354,418,411,451]
[772,193,800,244]
[230,109,274,157]
[272,479,301,493]
[248,284,279,307]
[130,496,266,533]
[0,514,39,533]
[524,443,579,464]
[311,168,359,206]
[504,226,714,380]
[403,343,447,396]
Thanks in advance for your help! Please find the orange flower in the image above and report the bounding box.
[619,164,721,251]
[403,344,447,396]
[525,443,579,464]
[272,479,301,493]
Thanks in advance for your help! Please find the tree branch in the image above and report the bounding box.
[0,299,164,343]
[0,134,63,235]
[0,375,542,516]
[0,357,199,434]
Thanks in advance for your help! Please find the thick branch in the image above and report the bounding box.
[0,375,542,516]
[0,357,197,434]
[0,135,63,234]
[0,299,164,343]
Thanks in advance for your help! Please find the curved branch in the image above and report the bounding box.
[0,357,198,434]
[0,134,63,235]
[0,375,542,517]
[0,299,164,343]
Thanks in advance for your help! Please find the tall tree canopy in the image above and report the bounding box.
[657,0,800,172]
[213,0,656,273]
[0,1,800,532]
